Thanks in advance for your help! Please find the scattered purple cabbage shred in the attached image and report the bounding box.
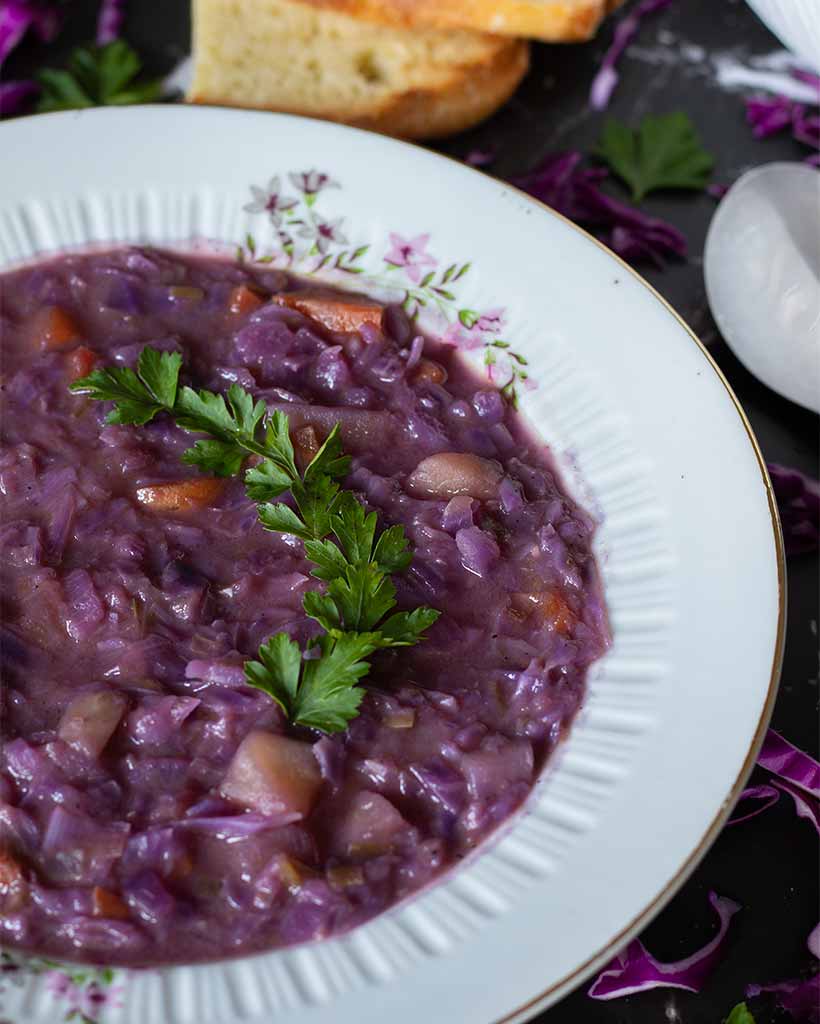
[512,150,686,267]
[767,465,820,556]
[589,0,673,111]
[464,148,496,168]
[96,0,124,46]
[747,973,820,1024]
[588,891,740,999]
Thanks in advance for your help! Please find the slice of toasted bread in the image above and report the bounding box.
[188,0,529,140]
[291,0,623,42]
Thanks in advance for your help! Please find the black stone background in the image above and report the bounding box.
[4,2,818,1021]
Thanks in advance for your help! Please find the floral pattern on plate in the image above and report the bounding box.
[238,170,534,405]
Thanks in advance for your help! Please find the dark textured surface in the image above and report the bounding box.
[4,1,819,1021]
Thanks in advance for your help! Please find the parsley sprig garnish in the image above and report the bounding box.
[71,346,439,732]
[596,112,714,201]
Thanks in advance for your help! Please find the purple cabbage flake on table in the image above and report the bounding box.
[589,0,674,111]
[588,891,740,998]
[767,464,820,556]
[512,151,686,267]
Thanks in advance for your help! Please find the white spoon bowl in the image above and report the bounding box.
[704,162,820,414]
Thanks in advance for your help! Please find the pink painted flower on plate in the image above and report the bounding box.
[442,322,484,350]
[288,170,339,195]
[79,981,124,1020]
[45,971,75,1000]
[474,307,507,334]
[298,215,348,253]
[244,177,299,226]
[384,233,437,283]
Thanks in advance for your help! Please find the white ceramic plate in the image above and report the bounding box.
[0,106,783,1024]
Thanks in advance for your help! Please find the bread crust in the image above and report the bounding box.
[189,0,530,142]
[290,0,623,42]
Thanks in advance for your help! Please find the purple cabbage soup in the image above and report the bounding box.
[0,248,608,966]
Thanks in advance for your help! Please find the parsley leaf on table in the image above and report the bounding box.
[36,40,163,113]
[725,1004,756,1024]
[596,112,714,200]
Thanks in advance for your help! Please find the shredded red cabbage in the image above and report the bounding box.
[96,0,124,46]
[744,74,820,165]
[0,77,38,114]
[747,974,820,1024]
[512,151,686,267]
[767,464,820,556]
[791,68,820,92]
[773,778,820,837]
[730,780,819,835]
[0,0,62,117]
[588,892,741,999]
[0,0,59,64]
[464,148,496,168]
[758,729,820,796]
[728,784,781,826]
[746,95,797,138]
[589,0,673,111]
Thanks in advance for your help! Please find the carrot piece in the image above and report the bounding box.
[135,478,224,511]
[228,284,266,316]
[0,848,27,912]
[411,359,448,385]
[541,591,575,635]
[32,306,83,350]
[92,886,130,920]
[292,425,321,473]
[273,291,384,334]
[512,590,576,635]
[66,345,98,381]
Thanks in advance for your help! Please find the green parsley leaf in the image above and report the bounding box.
[377,607,440,647]
[36,41,164,114]
[257,501,311,539]
[244,460,297,501]
[244,633,302,719]
[330,497,378,566]
[70,349,180,425]
[244,631,377,733]
[181,439,246,477]
[302,590,342,632]
[35,69,94,112]
[291,474,344,541]
[596,112,714,201]
[303,538,350,581]
[137,348,182,409]
[295,632,378,731]
[303,424,351,485]
[372,524,413,575]
[325,563,398,632]
[73,343,441,734]
[725,1003,756,1024]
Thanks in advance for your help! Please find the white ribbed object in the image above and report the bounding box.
[0,107,783,1024]
[746,0,820,72]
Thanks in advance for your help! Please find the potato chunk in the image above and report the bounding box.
[220,731,322,820]
[406,452,503,501]
[58,689,128,758]
[335,791,410,858]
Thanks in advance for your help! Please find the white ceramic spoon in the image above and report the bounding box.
[704,162,820,414]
